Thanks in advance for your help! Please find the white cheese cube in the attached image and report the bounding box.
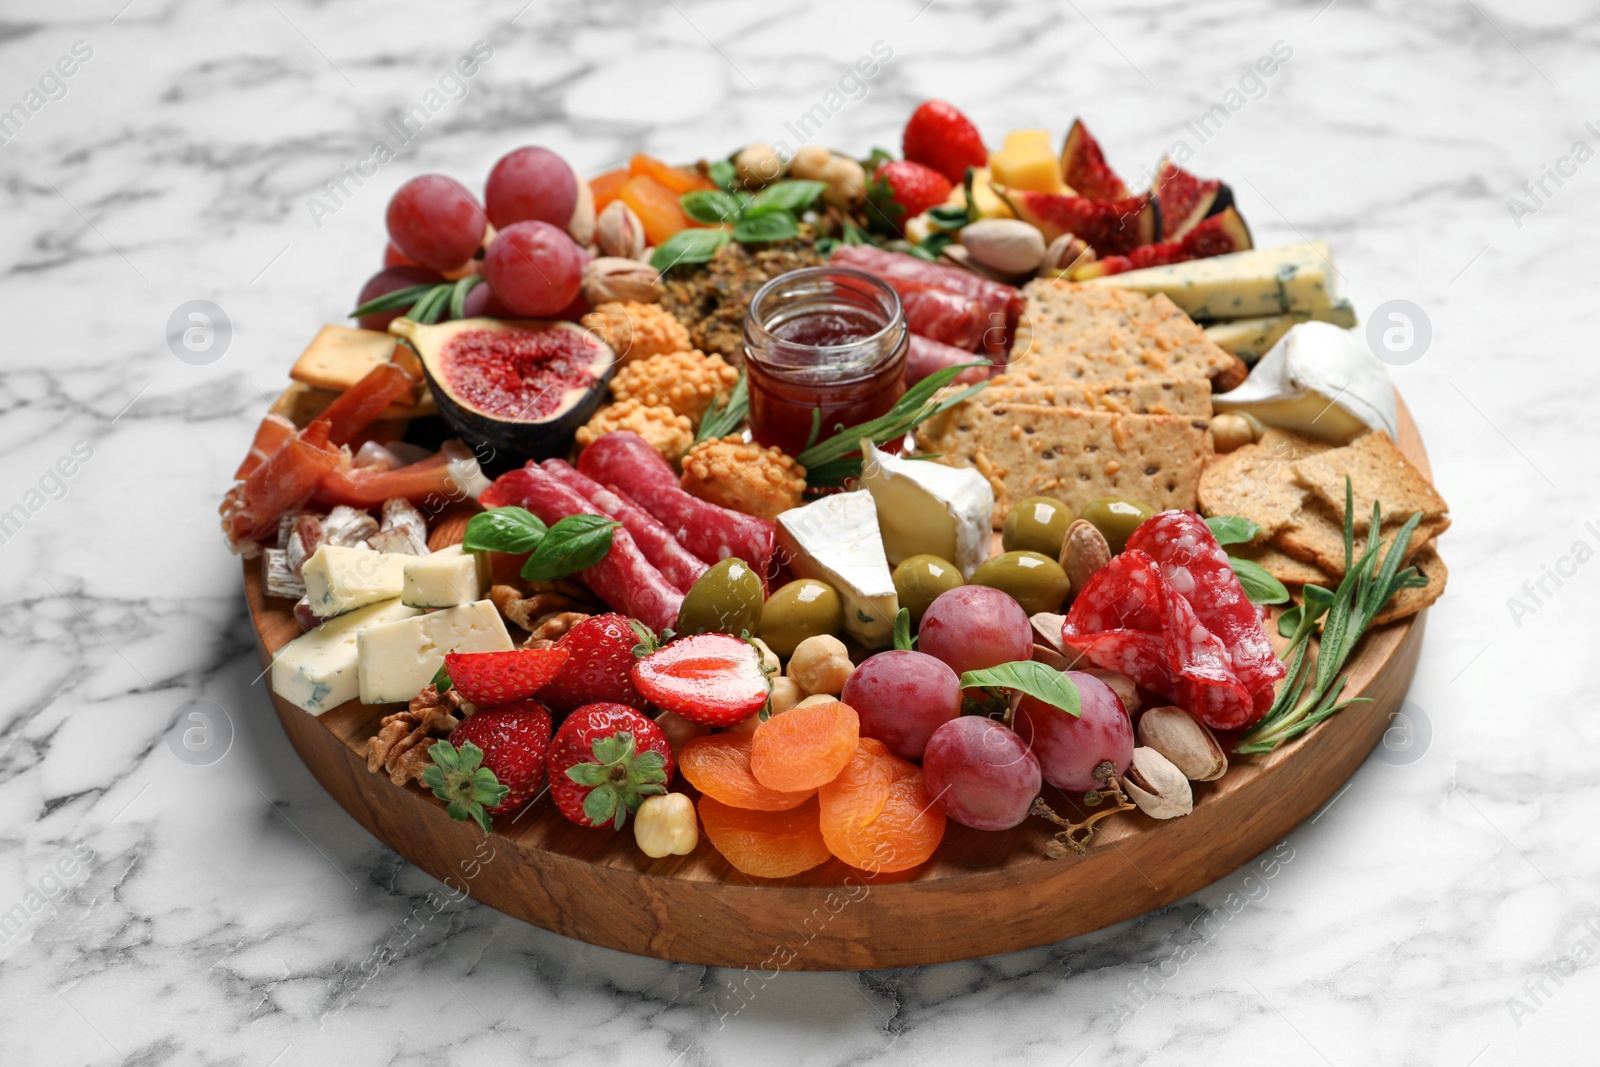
[357,600,514,705]
[402,544,489,608]
[302,544,406,616]
[1090,240,1337,319]
[858,439,993,580]
[1213,321,1398,444]
[270,599,423,713]
[776,491,899,649]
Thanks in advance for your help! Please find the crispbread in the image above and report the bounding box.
[916,402,1211,523]
[1229,542,1333,586]
[1273,496,1444,578]
[1292,430,1450,533]
[1007,280,1236,385]
[979,376,1213,417]
[292,325,402,392]
[1372,544,1447,625]
[1196,429,1333,544]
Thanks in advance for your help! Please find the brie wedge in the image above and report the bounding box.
[302,544,406,616]
[775,490,899,648]
[271,599,422,713]
[857,439,994,579]
[1213,321,1398,444]
[357,599,514,705]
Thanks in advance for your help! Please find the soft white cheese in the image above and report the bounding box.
[1213,321,1398,444]
[775,490,899,649]
[357,599,514,705]
[401,544,489,608]
[271,599,422,713]
[1090,240,1337,319]
[857,439,993,580]
[302,544,407,616]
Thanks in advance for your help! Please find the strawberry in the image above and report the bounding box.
[422,700,552,832]
[631,633,770,727]
[548,703,674,829]
[444,647,569,706]
[866,160,953,235]
[537,613,652,717]
[902,100,987,184]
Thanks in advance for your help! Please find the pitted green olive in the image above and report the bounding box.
[970,550,1071,615]
[677,558,764,637]
[1002,495,1074,558]
[891,554,964,625]
[1079,497,1156,555]
[755,579,844,657]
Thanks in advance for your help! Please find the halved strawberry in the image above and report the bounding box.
[444,647,570,706]
[631,634,771,727]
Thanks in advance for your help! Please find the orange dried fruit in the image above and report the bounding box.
[618,175,694,247]
[823,755,945,874]
[590,168,629,213]
[679,734,814,812]
[818,738,894,832]
[697,795,832,879]
[750,699,860,793]
[629,152,716,194]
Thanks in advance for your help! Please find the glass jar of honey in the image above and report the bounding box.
[742,267,909,455]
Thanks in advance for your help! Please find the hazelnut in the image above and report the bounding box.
[1211,412,1256,454]
[734,142,784,189]
[787,635,853,695]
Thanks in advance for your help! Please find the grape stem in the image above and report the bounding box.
[1031,761,1136,858]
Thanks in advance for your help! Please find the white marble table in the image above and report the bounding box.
[2,0,1596,1062]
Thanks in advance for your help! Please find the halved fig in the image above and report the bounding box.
[993,186,1158,256]
[1059,119,1130,200]
[389,317,615,464]
[1071,207,1253,279]
[1151,158,1235,240]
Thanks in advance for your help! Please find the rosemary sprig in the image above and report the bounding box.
[796,362,990,488]
[696,372,749,442]
[1234,477,1431,754]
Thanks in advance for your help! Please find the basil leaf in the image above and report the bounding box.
[651,228,731,270]
[1228,555,1291,605]
[919,231,956,258]
[680,189,743,224]
[1206,515,1262,546]
[521,515,620,582]
[462,507,547,555]
[733,211,800,243]
[748,180,826,214]
[927,204,970,228]
[431,663,452,694]
[892,608,914,652]
[957,661,1081,718]
[708,159,736,191]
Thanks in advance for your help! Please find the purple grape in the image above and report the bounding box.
[841,650,960,761]
[1012,671,1132,792]
[922,716,1041,831]
[917,585,1033,679]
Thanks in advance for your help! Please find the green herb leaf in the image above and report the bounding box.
[919,231,957,259]
[680,189,743,224]
[748,180,826,214]
[1277,583,1335,637]
[696,372,749,442]
[840,217,871,246]
[447,274,484,321]
[652,228,731,271]
[408,283,453,325]
[521,514,620,582]
[1228,555,1290,605]
[462,507,547,555]
[431,663,453,694]
[1206,515,1262,547]
[957,661,1081,718]
[708,159,736,191]
[927,204,970,229]
[733,211,800,243]
[349,282,440,318]
[893,608,914,652]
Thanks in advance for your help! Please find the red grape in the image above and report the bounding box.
[386,175,487,272]
[482,220,584,317]
[1012,671,1132,792]
[485,146,578,230]
[461,278,511,319]
[355,265,443,331]
[383,242,417,268]
[841,650,960,761]
[917,586,1033,679]
[922,716,1041,831]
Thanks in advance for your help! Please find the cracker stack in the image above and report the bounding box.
[917,280,1240,523]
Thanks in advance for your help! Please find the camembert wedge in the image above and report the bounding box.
[775,491,899,649]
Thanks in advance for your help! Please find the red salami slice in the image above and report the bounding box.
[907,334,991,387]
[830,244,1021,354]
[577,431,777,586]
[892,282,988,351]
[1126,510,1285,715]
[540,459,708,593]
[479,467,683,633]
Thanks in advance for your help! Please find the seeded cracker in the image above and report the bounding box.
[1196,429,1333,544]
[977,377,1213,417]
[1291,430,1450,533]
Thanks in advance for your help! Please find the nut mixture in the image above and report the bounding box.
[660,236,825,360]
[576,397,695,464]
[610,349,739,426]
[679,435,807,522]
[366,685,463,786]
[581,301,690,363]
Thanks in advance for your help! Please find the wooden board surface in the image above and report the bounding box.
[245,401,1431,970]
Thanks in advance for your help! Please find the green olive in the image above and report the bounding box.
[892,554,965,625]
[971,551,1071,615]
[1002,495,1075,558]
[755,579,844,657]
[677,558,765,637]
[1079,497,1156,555]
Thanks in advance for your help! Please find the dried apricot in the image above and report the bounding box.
[618,175,693,247]
[818,738,894,834]
[679,734,814,812]
[697,795,832,879]
[750,699,859,793]
[629,153,716,194]
[590,167,629,213]
[823,755,945,874]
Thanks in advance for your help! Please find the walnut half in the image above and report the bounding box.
[365,686,463,786]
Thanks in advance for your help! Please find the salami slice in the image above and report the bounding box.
[479,467,684,633]
[1126,511,1284,715]
[540,459,708,594]
[830,244,1022,353]
[577,431,777,585]
[896,283,988,351]
[907,334,991,387]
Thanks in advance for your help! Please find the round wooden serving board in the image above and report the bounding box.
[245,403,1430,971]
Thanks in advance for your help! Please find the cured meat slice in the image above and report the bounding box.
[830,244,1022,354]
[907,334,992,387]
[235,413,297,481]
[895,283,988,351]
[576,431,777,586]
[1126,510,1285,714]
[316,360,420,446]
[220,419,342,554]
[479,466,684,633]
[541,459,708,594]
[314,451,459,510]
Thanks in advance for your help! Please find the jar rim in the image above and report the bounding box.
[744,266,905,356]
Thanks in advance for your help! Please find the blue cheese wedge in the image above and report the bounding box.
[1089,241,1337,319]
[1213,321,1397,444]
[302,544,407,616]
[271,599,423,713]
[357,599,514,705]
[402,545,489,608]
[857,439,993,580]
[1203,300,1357,362]
[776,491,899,649]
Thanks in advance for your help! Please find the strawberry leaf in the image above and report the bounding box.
[422,740,506,836]
[566,763,609,787]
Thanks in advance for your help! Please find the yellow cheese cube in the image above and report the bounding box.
[988,148,1065,194]
[1002,129,1053,154]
